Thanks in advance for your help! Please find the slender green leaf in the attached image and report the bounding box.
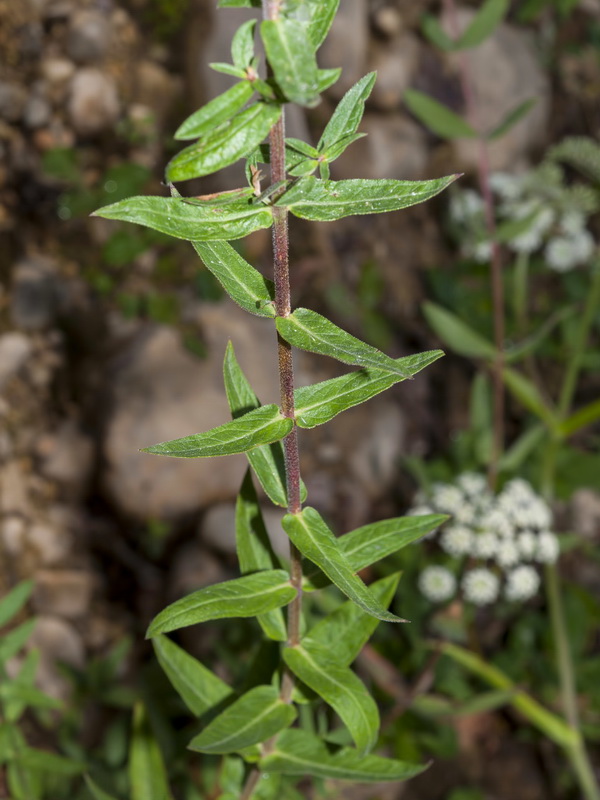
[487,98,536,140]
[284,644,379,754]
[502,368,558,430]
[167,103,281,181]
[261,728,426,781]
[455,0,509,49]
[223,344,307,505]
[438,642,577,748]
[558,398,600,438]
[210,62,247,78]
[505,306,574,363]
[404,89,476,139]
[0,581,33,628]
[453,689,517,716]
[421,14,457,51]
[308,0,340,48]
[277,308,412,378]
[4,650,42,723]
[16,748,84,776]
[93,195,273,242]
[236,470,287,641]
[321,133,366,164]
[282,507,406,623]
[0,683,61,712]
[84,775,119,800]
[305,573,400,666]
[8,760,41,800]
[146,570,296,637]
[294,350,444,429]
[286,138,319,158]
[153,635,233,717]
[129,703,173,800]
[142,405,293,459]
[193,241,275,317]
[317,67,341,93]
[423,301,496,358]
[497,424,545,471]
[189,686,296,755]
[277,175,459,220]
[304,514,446,591]
[0,620,36,667]
[174,82,254,141]
[218,0,260,6]
[318,73,376,152]
[261,19,320,107]
[231,20,257,69]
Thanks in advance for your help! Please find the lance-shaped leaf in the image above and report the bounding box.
[261,19,320,107]
[404,89,476,139]
[0,581,33,628]
[93,195,273,242]
[502,368,558,431]
[231,19,257,69]
[454,0,509,49]
[142,405,293,459]
[223,343,307,506]
[308,0,340,48]
[236,471,287,641]
[304,514,445,591]
[175,82,254,141]
[193,241,275,318]
[167,103,282,181]
[318,73,376,152]
[320,133,366,166]
[188,686,296,755]
[559,398,600,439]
[304,573,400,666]
[284,643,379,755]
[294,350,444,428]
[13,748,84,776]
[153,635,233,717]
[277,175,458,220]
[0,620,36,667]
[129,703,173,800]
[261,729,426,782]
[282,507,405,623]
[277,308,412,378]
[421,14,457,52]
[423,301,496,359]
[487,98,536,141]
[85,776,119,800]
[146,570,296,637]
[218,0,260,6]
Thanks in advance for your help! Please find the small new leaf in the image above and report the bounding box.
[282,507,406,623]
[277,308,412,377]
[92,195,273,242]
[146,571,296,637]
[454,0,509,50]
[404,89,477,139]
[261,19,320,107]
[487,98,536,140]
[0,581,33,629]
[308,0,340,48]
[142,405,293,459]
[277,175,459,220]
[261,729,427,782]
[129,704,173,800]
[318,72,376,152]
[231,19,257,69]
[283,644,379,755]
[423,301,496,359]
[188,686,296,754]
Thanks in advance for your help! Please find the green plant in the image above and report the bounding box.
[92,0,456,796]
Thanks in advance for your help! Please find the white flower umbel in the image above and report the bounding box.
[457,472,488,497]
[546,237,578,272]
[489,171,523,201]
[462,568,500,606]
[449,188,484,223]
[480,507,515,538]
[432,483,465,515]
[440,525,473,557]
[505,565,541,602]
[495,538,520,569]
[419,566,457,603]
[473,530,499,559]
[516,530,537,560]
[561,210,586,236]
[536,531,560,564]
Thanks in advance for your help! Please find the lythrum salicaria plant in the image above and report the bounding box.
[93,0,456,796]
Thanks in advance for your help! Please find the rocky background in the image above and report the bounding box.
[1,0,600,796]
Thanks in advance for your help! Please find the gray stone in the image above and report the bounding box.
[32,570,95,618]
[134,60,180,124]
[36,419,95,497]
[10,255,59,331]
[200,504,237,554]
[368,34,420,111]
[168,542,227,601]
[318,0,369,99]
[0,461,28,517]
[28,616,85,700]
[102,306,283,520]
[571,489,600,541]
[68,68,120,136]
[67,9,111,64]
[0,82,27,123]
[27,519,73,566]
[348,401,405,499]
[41,58,76,104]
[23,95,51,129]
[0,332,32,389]
[439,8,550,171]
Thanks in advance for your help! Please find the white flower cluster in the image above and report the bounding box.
[410,474,559,607]
[448,162,597,272]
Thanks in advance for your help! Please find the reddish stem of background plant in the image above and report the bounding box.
[443,0,505,488]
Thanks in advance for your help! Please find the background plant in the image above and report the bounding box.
[90,0,457,797]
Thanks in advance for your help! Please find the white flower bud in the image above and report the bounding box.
[505,565,540,602]
[496,539,520,568]
[516,530,537,559]
[440,525,473,557]
[419,566,456,603]
[462,568,500,606]
[536,531,560,564]
[473,531,498,559]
